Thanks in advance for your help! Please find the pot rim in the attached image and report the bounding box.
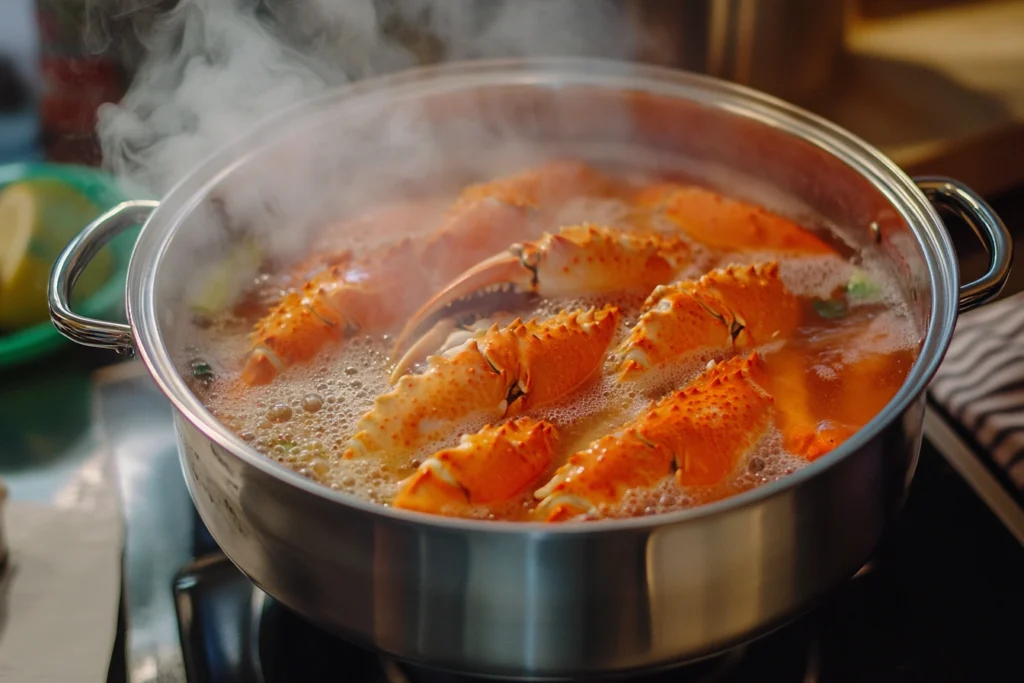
[126,56,959,534]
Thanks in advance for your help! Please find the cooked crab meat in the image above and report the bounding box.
[342,306,620,461]
[618,262,802,380]
[392,417,558,517]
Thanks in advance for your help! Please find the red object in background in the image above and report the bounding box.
[35,1,129,166]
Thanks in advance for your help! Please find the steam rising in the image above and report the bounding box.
[96,0,654,198]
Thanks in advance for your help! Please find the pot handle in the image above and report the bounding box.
[48,199,159,356]
[915,177,1013,313]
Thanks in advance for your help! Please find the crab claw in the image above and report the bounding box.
[242,237,426,386]
[392,417,558,517]
[389,311,520,384]
[391,252,538,356]
[344,306,620,462]
[392,224,689,356]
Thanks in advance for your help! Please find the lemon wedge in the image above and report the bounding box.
[0,179,113,331]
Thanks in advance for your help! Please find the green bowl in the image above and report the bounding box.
[0,162,140,368]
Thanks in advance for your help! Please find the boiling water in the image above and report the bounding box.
[185,164,922,522]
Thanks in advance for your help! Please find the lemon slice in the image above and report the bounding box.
[0,179,113,331]
[189,239,264,317]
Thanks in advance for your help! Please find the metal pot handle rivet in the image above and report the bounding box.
[48,199,159,356]
[915,177,1013,313]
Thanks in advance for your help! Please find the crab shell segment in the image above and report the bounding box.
[393,224,690,356]
[534,352,775,523]
[635,183,838,255]
[392,417,559,517]
[241,238,425,386]
[242,273,376,386]
[420,160,631,285]
[389,311,521,384]
[618,262,802,380]
[343,305,620,461]
[242,161,624,387]
[756,346,855,462]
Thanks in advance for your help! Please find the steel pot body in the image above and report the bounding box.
[49,59,1011,678]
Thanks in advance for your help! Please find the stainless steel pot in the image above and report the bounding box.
[48,58,1011,678]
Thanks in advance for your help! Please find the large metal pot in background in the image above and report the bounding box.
[48,59,1009,678]
[317,0,849,105]
[626,0,848,104]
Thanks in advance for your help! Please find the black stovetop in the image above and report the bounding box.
[173,437,1023,683]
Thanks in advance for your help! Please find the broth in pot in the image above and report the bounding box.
[184,159,921,523]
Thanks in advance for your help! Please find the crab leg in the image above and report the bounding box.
[241,161,624,386]
[420,160,630,278]
[761,347,855,461]
[392,417,558,517]
[534,352,774,522]
[243,238,425,385]
[634,183,838,255]
[393,224,690,358]
[343,306,619,461]
[618,262,802,381]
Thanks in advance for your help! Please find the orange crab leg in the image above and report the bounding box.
[343,306,620,461]
[808,333,914,445]
[634,183,837,256]
[534,352,775,522]
[761,347,856,461]
[763,313,918,461]
[242,238,426,385]
[827,325,917,430]
[242,161,626,386]
[392,418,558,517]
[618,262,802,381]
[393,224,690,359]
[420,160,630,278]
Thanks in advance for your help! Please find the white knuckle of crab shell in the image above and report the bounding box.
[421,458,459,487]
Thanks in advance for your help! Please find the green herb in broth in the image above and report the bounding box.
[191,360,214,379]
[846,269,881,301]
[189,359,216,389]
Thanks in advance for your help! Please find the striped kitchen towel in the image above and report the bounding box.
[930,291,1024,489]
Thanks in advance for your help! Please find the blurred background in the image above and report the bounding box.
[2,0,1023,196]
[2,0,1023,348]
